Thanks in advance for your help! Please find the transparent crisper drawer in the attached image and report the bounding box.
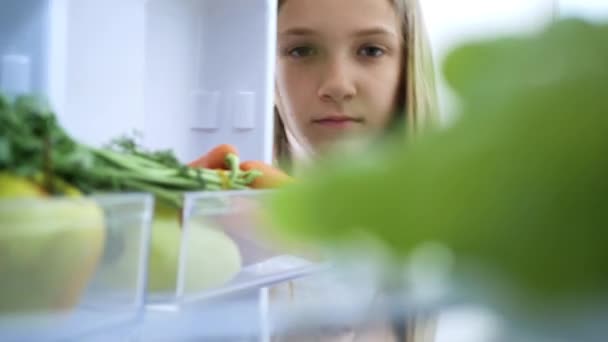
[146,190,325,306]
[0,193,154,341]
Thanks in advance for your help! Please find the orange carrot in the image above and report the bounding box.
[188,144,238,169]
[240,161,294,189]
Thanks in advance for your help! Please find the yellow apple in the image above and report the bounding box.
[0,197,106,313]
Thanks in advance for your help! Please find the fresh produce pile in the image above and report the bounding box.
[0,94,262,207]
[0,93,264,312]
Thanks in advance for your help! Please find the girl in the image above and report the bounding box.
[273,0,438,174]
[192,0,439,340]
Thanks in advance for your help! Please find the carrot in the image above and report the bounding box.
[188,144,238,169]
[239,161,294,189]
[189,145,293,189]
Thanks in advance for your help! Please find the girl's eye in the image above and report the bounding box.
[358,45,385,58]
[288,46,317,58]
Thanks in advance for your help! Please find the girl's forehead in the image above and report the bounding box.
[278,0,400,34]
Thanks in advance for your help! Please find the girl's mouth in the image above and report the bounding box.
[312,114,363,128]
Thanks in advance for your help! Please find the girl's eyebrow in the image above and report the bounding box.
[278,27,318,36]
[351,27,398,38]
[279,26,398,38]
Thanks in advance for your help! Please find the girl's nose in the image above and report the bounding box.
[317,59,357,104]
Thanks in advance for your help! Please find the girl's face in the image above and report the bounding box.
[276,0,404,154]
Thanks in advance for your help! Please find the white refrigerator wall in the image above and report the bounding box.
[62,0,276,163]
[1,0,276,164]
[60,0,147,152]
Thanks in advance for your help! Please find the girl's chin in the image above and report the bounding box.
[312,134,375,156]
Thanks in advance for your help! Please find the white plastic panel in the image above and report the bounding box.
[190,90,221,130]
[232,91,256,130]
[0,0,50,97]
[1,54,31,96]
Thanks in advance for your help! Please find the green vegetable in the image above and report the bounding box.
[266,18,608,309]
[0,95,261,207]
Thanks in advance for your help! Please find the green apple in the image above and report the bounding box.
[147,204,242,295]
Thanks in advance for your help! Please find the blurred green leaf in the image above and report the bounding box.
[267,19,608,307]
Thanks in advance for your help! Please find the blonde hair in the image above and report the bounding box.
[274,0,439,168]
